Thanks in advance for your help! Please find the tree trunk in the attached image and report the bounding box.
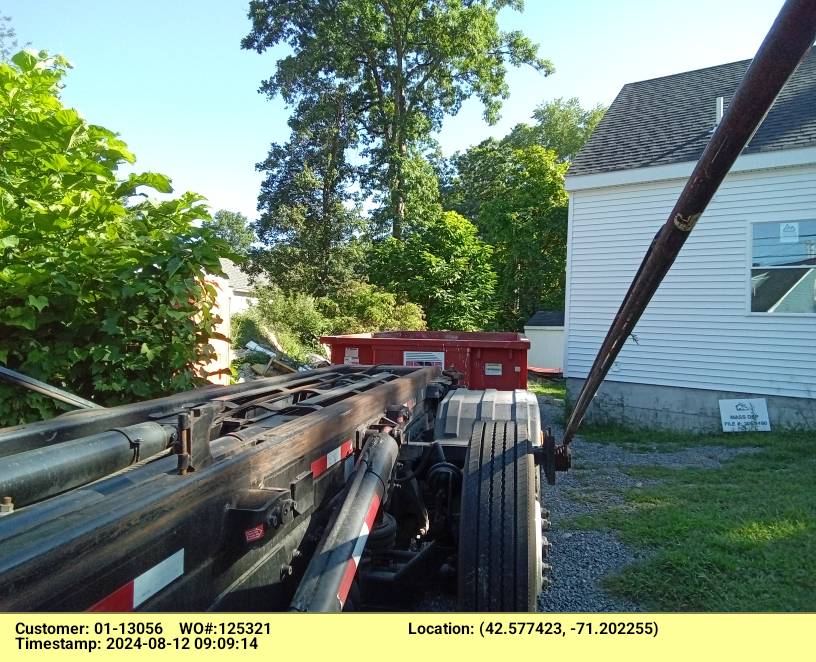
[391,16,407,240]
[391,144,407,240]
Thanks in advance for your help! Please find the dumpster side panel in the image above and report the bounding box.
[469,347,528,390]
[322,333,529,389]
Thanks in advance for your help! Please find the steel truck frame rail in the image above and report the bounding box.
[0,366,445,611]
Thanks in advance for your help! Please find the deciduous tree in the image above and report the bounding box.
[448,141,568,329]
[242,0,552,238]
[203,209,255,258]
[368,211,496,330]
[443,97,603,328]
[250,88,363,296]
[505,97,605,160]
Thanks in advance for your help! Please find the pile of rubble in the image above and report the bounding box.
[233,335,330,382]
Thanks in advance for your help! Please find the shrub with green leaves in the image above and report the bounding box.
[316,281,425,335]
[233,281,425,362]
[368,211,496,331]
[235,286,327,362]
[232,306,314,365]
[0,50,232,425]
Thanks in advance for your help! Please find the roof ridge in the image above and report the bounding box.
[626,56,752,87]
[625,44,816,87]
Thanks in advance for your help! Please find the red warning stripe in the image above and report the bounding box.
[88,549,184,612]
[311,439,353,478]
[90,582,133,612]
[336,493,381,609]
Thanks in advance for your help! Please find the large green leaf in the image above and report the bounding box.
[11,49,38,72]
[115,172,173,197]
[26,295,49,312]
[1,306,36,330]
[0,236,19,251]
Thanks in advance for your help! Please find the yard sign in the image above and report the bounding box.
[718,398,771,432]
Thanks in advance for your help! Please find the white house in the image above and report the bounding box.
[205,259,266,385]
[564,48,816,432]
[219,258,261,315]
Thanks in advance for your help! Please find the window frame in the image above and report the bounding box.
[745,218,816,317]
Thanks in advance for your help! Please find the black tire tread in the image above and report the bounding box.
[459,419,537,612]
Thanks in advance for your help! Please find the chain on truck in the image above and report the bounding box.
[1,0,814,614]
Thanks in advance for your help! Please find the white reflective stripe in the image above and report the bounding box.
[350,523,369,567]
[326,446,342,468]
[133,549,184,607]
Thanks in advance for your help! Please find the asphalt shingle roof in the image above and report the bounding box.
[219,258,265,293]
[569,46,816,177]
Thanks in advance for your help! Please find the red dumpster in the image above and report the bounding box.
[320,331,530,390]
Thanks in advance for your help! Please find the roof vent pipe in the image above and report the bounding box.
[715,96,724,126]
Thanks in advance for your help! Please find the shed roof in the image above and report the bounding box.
[569,46,816,177]
[525,310,565,327]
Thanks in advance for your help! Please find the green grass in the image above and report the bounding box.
[565,429,816,611]
[578,423,768,452]
[527,376,566,399]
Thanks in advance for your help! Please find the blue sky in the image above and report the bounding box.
[6,0,784,220]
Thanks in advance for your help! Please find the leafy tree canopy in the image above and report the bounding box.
[243,0,552,237]
[368,210,496,330]
[202,209,255,258]
[250,86,364,296]
[438,96,603,328]
[447,141,568,328]
[504,96,606,160]
[0,50,233,425]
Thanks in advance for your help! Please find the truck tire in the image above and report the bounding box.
[458,419,540,612]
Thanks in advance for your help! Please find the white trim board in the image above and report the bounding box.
[565,145,816,192]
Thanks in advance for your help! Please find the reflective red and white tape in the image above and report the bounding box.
[336,494,381,609]
[311,439,353,478]
[88,549,184,612]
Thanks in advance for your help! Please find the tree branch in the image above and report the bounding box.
[406,58,442,116]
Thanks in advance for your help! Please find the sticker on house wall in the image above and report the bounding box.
[779,222,799,243]
[484,363,503,376]
[344,347,359,365]
[718,398,771,432]
[403,351,444,367]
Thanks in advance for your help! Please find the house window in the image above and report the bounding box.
[750,220,816,313]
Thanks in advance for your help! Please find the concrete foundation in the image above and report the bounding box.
[566,378,816,433]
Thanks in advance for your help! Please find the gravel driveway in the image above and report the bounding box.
[535,396,758,613]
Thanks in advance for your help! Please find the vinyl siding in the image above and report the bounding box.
[564,163,816,400]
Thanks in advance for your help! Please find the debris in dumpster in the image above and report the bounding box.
[245,340,300,375]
